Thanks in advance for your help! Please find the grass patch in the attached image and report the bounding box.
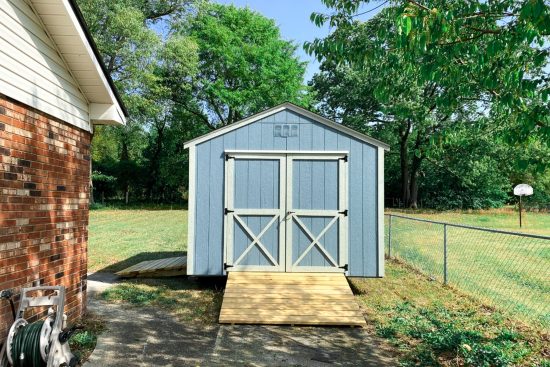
[388,209,550,236]
[101,277,224,324]
[351,261,550,367]
[69,312,106,364]
[88,209,187,273]
[384,210,550,325]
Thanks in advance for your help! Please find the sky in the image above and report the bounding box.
[214,0,386,83]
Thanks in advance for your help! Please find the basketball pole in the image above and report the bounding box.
[519,195,522,228]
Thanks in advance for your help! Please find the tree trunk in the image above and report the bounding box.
[398,119,412,207]
[408,134,424,209]
[147,120,166,200]
[409,167,420,209]
[399,139,410,207]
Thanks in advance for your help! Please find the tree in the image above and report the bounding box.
[307,0,550,144]
[79,1,310,203]
[307,1,549,208]
[180,4,310,128]
[78,0,200,203]
[311,11,482,208]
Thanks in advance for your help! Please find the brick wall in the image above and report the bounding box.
[0,94,90,338]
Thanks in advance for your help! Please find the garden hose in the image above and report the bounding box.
[10,321,46,367]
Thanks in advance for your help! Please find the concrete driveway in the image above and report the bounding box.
[84,275,397,367]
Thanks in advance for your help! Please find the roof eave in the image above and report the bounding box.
[66,0,128,119]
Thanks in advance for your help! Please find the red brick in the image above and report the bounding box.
[0,96,90,340]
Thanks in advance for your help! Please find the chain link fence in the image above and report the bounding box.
[385,214,550,325]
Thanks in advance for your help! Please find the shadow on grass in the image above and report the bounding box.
[90,251,227,324]
[94,251,187,273]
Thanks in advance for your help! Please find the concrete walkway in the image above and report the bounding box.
[84,274,397,367]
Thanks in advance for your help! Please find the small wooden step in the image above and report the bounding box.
[116,256,187,278]
[219,272,366,326]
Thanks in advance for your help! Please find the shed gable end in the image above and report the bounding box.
[198,109,379,151]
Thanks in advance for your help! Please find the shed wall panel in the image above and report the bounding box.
[191,110,379,276]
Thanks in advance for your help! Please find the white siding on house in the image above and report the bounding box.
[0,0,90,131]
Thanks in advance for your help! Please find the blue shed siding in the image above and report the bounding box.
[192,110,380,276]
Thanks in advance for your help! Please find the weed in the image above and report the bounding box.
[68,312,106,364]
[352,261,548,366]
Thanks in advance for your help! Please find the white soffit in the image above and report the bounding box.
[29,0,126,125]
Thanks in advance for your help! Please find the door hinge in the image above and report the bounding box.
[339,209,348,216]
[339,264,349,271]
[340,155,348,162]
[224,208,234,215]
[225,154,234,161]
[224,263,234,270]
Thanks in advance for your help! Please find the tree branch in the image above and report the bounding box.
[406,0,430,12]
[178,103,215,130]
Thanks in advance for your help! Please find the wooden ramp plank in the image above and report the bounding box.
[116,256,187,278]
[219,272,366,327]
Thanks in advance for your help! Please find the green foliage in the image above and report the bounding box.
[376,302,535,367]
[100,278,223,323]
[79,0,308,204]
[306,0,550,144]
[88,209,187,272]
[70,331,97,350]
[103,283,165,305]
[353,261,548,366]
[183,3,309,126]
[308,0,549,209]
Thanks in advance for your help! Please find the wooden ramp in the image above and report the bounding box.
[116,256,187,278]
[219,272,366,326]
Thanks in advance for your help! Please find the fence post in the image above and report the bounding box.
[388,215,392,258]
[443,223,448,284]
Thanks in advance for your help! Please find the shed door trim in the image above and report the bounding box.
[285,154,348,273]
[224,151,349,273]
[224,154,286,272]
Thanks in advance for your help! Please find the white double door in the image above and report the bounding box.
[223,152,348,273]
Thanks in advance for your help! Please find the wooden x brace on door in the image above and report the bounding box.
[291,214,339,267]
[233,215,280,266]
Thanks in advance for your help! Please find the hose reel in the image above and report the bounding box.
[0,286,79,367]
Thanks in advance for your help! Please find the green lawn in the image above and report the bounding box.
[385,210,550,327]
[88,208,187,272]
[88,208,548,366]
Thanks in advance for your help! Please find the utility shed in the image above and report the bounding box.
[184,103,389,277]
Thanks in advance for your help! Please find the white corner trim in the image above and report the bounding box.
[186,145,196,275]
[377,147,385,277]
[184,103,390,151]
